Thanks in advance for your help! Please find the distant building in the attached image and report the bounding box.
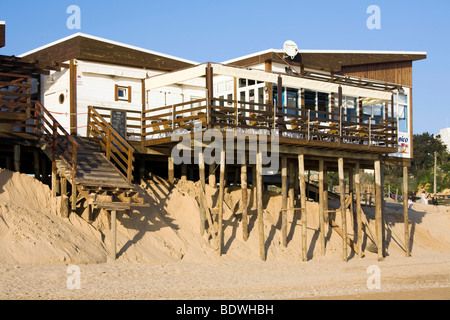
[438,128,450,152]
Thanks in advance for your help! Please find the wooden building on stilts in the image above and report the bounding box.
[1,29,427,261]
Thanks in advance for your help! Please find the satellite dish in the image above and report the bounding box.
[283,40,299,59]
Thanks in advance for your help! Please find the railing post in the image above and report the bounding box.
[308,110,311,141]
[106,127,112,160]
[172,104,175,130]
[369,118,372,146]
[86,106,91,138]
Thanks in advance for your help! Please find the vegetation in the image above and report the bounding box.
[384,132,450,195]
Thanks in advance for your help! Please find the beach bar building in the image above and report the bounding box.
[1,30,427,261]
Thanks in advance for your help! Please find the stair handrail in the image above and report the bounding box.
[87,106,135,182]
[33,101,78,179]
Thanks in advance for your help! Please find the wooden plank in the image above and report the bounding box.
[298,154,307,261]
[374,159,384,261]
[217,148,226,256]
[281,156,288,247]
[403,165,411,257]
[338,157,348,262]
[241,159,248,242]
[318,159,326,255]
[257,151,265,261]
[355,162,363,258]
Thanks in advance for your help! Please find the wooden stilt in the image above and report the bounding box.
[168,156,175,186]
[5,156,12,171]
[281,156,288,248]
[60,176,67,197]
[241,160,248,242]
[181,164,187,181]
[338,157,348,262]
[288,161,295,217]
[374,159,384,261]
[217,148,226,256]
[51,161,57,197]
[355,162,363,258]
[209,163,216,187]
[318,159,326,255]
[13,145,20,172]
[71,175,77,212]
[198,151,205,190]
[257,151,265,261]
[348,166,354,227]
[323,165,329,230]
[403,165,411,257]
[111,210,117,260]
[252,165,257,209]
[33,149,40,180]
[298,154,307,261]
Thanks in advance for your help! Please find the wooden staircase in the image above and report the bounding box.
[34,101,145,213]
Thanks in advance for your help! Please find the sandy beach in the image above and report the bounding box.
[0,169,449,300]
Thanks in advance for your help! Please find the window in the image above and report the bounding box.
[115,85,131,102]
[59,93,65,104]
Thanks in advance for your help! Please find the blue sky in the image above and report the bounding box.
[1,0,448,135]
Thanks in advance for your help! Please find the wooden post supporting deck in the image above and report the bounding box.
[355,162,363,258]
[33,149,40,181]
[51,161,57,197]
[374,159,384,261]
[318,159,326,255]
[241,159,249,242]
[281,156,288,247]
[298,154,307,261]
[403,165,411,257]
[209,164,216,187]
[256,152,265,261]
[252,165,257,209]
[338,157,348,262]
[13,145,20,172]
[288,161,295,217]
[217,148,226,256]
[198,151,205,191]
[323,165,329,229]
[111,210,117,260]
[168,156,175,186]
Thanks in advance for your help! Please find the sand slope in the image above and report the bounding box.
[0,169,449,266]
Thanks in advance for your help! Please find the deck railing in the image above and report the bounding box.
[141,97,397,149]
[87,106,134,182]
[34,101,78,179]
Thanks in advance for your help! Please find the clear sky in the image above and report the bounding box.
[1,0,448,135]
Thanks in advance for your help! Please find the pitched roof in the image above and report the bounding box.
[223,49,427,72]
[19,33,198,72]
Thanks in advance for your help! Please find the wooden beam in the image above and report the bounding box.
[111,210,117,260]
[69,59,77,136]
[13,144,20,172]
[298,154,307,261]
[241,159,249,242]
[374,159,384,261]
[318,159,326,256]
[168,156,174,186]
[198,151,205,190]
[257,151,265,261]
[403,165,411,257]
[217,148,226,256]
[281,156,288,247]
[338,157,348,262]
[355,162,363,258]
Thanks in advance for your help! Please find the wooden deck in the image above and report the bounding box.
[138,98,398,154]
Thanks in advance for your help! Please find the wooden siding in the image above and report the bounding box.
[0,24,5,48]
[22,35,194,72]
[341,61,413,87]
